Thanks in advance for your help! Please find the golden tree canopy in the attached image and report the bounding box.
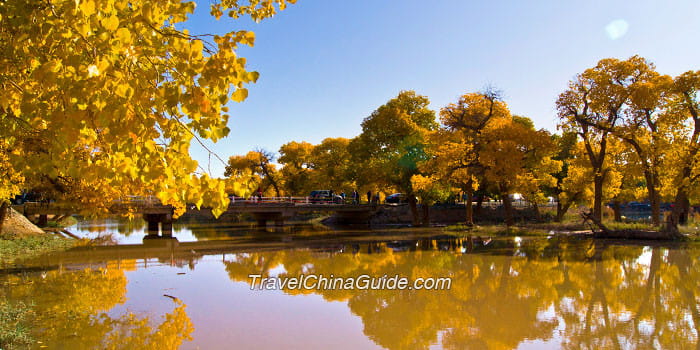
[0,0,294,217]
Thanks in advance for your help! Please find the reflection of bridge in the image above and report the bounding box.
[15,197,379,234]
[9,233,477,269]
[227,199,378,228]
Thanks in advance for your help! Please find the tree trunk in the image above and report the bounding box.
[475,194,484,216]
[532,201,541,222]
[667,179,690,233]
[680,197,690,225]
[612,200,622,222]
[502,191,514,226]
[261,166,281,197]
[556,200,564,222]
[650,197,661,227]
[593,173,604,223]
[584,211,681,240]
[643,171,662,226]
[269,181,281,197]
[464,185,473,226]
[556,197,575,223]
[408,195,420,226]
[422,204,430,226]
[37,214,48,227]
[0,201,9,236]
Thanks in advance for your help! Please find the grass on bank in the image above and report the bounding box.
[444,208,700,239]
[45,216,78,228]
[0,301,34,350]
[445,223,553,237]
[0,235,76,264]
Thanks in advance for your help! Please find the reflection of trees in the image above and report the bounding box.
[184,222,333,241]
[1,267,193,349]
[223,237,700,350]
[557,245,700,350]
[74,217,145,237]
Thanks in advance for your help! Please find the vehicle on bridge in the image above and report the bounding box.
[10,190,44,205]
[385,193,412,204]
[309,190,344,204]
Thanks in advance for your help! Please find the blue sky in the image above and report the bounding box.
[185,0,700,177]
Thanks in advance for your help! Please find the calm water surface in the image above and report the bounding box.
[2,219,700,349]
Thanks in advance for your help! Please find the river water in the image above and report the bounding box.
[2,219,700,349]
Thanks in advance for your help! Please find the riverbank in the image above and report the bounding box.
[368,204,700,240]
[0,235,76,264]
[0,208,77,264]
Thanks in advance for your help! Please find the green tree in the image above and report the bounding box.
[349,90,437,224]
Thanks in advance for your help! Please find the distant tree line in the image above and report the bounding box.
[226,56,700,235]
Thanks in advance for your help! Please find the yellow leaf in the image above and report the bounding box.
[230,88,248,102]
[101,15,119,32]
[115,84,129,98]
[116,28,132,44]
[80,0,95,16]
[243,31,255,46]
[190,40,203,57]
[157,191,171,203]
[211,207,224,218]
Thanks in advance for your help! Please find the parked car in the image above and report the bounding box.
[470,195,491,202]
[10,191,43,205]
[385,193,410,204]
[625,202,652,211]
[309,190,343,204]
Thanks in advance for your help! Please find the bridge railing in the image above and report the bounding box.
[229,196,347,205]
[119,196,160,204]
[112,195,355,211]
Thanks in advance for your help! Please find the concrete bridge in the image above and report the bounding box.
[227,199,378,227]
[14,196,379,235]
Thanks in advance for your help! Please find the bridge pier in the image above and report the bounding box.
[161,221,173,236]
[251,212,290,228]
[146,219,159,234]
[37,214,48,227]
[142,234,179,246]
[332,210,374,225]
[143,212,174,237]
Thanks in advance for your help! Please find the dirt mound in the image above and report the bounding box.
[1,208,45,238]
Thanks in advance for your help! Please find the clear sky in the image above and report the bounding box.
[185,0,700,177]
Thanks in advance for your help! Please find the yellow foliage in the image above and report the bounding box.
[0,0,293,216]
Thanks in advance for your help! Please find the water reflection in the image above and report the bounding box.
[1,266,193,349]
[3,225,700,349]
[221,237,700,349]
[68,217,337,244]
